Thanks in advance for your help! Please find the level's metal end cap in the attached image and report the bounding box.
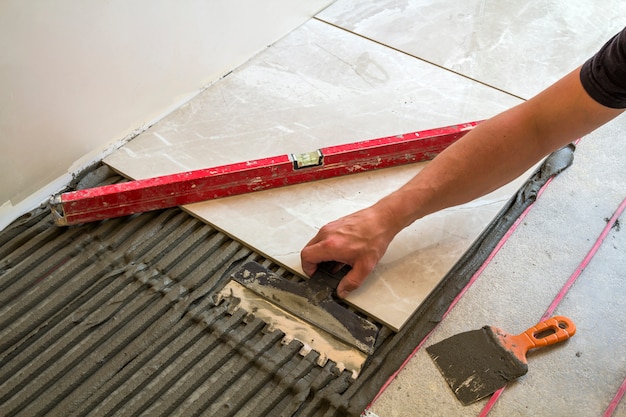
[49,194,68,226]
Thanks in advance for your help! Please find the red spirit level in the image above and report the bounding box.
[50,121,481,226]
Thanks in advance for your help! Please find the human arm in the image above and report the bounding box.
[301,66,624,298]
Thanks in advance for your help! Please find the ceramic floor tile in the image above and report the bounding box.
[318,0,626,99]
[104,18,524,330]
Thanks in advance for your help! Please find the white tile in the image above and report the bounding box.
[105,19,524,330]
[318,0,626,98]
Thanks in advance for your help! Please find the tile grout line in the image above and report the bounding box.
[313,16,527,103]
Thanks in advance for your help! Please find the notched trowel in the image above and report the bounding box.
[426,316,576,405]
[216,261,379,376]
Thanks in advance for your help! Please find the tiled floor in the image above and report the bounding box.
[104,1,626,415]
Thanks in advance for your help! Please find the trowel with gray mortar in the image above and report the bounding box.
[216,261,379,376]
[426,316,576,405]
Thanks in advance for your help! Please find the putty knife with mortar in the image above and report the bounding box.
[426,316,576,405]
[216,261,379,376]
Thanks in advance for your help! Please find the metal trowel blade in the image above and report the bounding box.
[227,261,378,354]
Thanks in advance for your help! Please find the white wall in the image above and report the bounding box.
[0,0,332,230]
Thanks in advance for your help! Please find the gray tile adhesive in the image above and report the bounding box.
[0,145,574,417]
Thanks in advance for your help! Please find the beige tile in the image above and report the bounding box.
[318,0,626,98]
[105,18,523,330]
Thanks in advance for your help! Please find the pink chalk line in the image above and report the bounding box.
[366,176,554,408]
[604,377,626,417]
[480,196,626,417]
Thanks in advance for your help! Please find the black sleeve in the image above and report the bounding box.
[580,27,626,109]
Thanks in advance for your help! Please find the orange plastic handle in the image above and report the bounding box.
[520,316,576,348]
[494,316,576,363]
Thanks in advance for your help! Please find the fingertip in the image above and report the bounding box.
[300,242,331,277]
[302,264,317,277]
[336,280,357,299]
[300,252,317,277]
[336,261,375,298]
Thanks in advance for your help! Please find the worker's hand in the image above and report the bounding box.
[300,203,401,298]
